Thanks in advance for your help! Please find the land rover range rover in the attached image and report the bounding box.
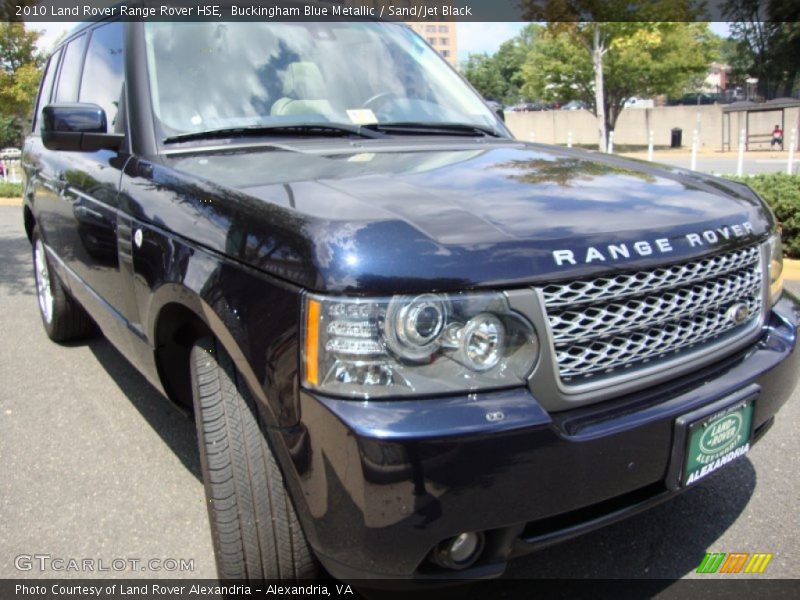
[22,16,799,581]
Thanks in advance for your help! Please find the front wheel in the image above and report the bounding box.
[190,336,318,580]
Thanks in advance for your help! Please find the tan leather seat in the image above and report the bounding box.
[271,62,334,117]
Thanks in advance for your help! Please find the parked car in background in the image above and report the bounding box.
[0,147,22,159]
[623,97,655,109]
[562,100,589,111]
[515,102,549,112]
[484,100,506,121]
[669,93,719,106]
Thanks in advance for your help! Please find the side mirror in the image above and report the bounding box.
[485,100,505,123]
[42,104,124,152]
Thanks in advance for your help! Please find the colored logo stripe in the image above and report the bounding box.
[744,553,773,574]
[696,552,773,574]
[697,553,726,573]
[720,553,748,573]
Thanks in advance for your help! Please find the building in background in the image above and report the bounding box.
[704,63,731,95]
[353,1,459,68]
[406,22,459,68]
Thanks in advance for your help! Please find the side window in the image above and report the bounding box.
[54,34,87,103]
[32,48,62,133]
[79,22,125,131]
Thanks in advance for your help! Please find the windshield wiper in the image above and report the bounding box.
[366,122,502,138]
[163,123,386,144]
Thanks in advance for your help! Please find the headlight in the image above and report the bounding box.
[766,231,784,305]
[302,291,539,398]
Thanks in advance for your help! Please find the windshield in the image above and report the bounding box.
[143,21,502,141]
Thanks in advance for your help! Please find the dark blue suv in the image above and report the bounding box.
[22,17,799,581]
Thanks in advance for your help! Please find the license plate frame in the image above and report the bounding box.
[666,385,758,490]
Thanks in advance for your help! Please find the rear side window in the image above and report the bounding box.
[32,48,62,133]
[79,22,125,131]
[54,34,87,102]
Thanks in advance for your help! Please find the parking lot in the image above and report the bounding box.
[0,204,798,582]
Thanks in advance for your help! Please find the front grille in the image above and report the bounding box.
[541,245,763,383]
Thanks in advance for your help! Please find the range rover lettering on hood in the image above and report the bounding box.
[552,221,755,266]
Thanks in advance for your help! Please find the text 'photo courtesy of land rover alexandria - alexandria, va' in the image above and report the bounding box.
[21,14,799,583]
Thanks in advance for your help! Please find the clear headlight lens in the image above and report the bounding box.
[302,291,539,398]
[767,231,784,305]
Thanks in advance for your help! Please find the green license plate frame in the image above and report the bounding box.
[666,385,758,490]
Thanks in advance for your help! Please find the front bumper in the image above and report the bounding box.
[277,294,799,580]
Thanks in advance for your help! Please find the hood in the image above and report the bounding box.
[154,140,772,293]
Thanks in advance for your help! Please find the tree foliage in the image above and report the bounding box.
[462,54,508,103]
[0,22,43,148]
[462,24,540,104]
[522,23,714,128]
[724,0,800,99]
[517,0,711,150]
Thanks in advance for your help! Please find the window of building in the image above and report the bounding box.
[440,38,449,45]
[442,50,451,58]
[425,25,436,33]
[427,37,436,45]
[438,26,449,33]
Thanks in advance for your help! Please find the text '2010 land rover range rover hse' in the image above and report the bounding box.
[22,16,799,581]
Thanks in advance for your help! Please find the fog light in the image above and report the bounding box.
[431,531,485,570]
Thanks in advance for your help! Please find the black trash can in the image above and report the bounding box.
[671,127,682,148]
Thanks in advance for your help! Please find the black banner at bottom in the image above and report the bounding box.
[3,579,800,600]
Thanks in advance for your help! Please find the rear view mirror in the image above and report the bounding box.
[41,103,124,152]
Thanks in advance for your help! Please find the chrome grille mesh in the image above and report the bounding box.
[542,246,763,382]
[542,246,760,308]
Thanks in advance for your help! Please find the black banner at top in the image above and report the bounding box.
[1,0,792,23]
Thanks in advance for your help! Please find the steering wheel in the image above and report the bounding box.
[362,91,402,112]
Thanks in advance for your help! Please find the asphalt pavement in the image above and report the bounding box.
[0,205,798,583]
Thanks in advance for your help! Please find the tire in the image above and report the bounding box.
[32,227,95,342]
[190,336,318,580]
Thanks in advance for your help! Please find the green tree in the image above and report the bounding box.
[0,22,43,148]
[519,0,708,151]
[462,53,508,102]
[724,1,800,99]
[462,24,540,105]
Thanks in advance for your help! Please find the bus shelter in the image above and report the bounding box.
[722,98,800,151]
